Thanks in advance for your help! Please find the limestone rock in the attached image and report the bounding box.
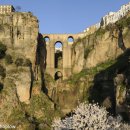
[72,27,130,73]
[15,67,31,104]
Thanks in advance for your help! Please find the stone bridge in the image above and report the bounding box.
[43,33,84,80]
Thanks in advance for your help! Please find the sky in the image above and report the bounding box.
[0,0,130,34]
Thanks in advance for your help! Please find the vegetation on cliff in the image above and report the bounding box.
[52,102,130,130]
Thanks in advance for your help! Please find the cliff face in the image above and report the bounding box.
[72,13,130,74]
[0,12,39,103]
[69,13,130,119]
[0,12,54,130]
[0,12,38,64]
[72,27,130,73]
[1,10,130,129]
[35,13,130,123]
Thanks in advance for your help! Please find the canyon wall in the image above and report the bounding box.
[0,12,54,130]
[72,26,130,73]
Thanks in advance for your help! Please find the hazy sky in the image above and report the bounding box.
[0,0,130,34]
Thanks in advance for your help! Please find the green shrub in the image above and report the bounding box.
[116,17,130,28]
[126,17,130,26]
[5,54,13,64]
[0,65,6,78]
[95,28,106,36]
[84,48,91,59]
[15,58,24,66]
[0,42,7,59]
[23,59,32,66]
[116,19,127,28]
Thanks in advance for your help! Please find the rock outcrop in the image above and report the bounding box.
[50,13,130,118]
[72,20,130,74]
[0,12,54,130]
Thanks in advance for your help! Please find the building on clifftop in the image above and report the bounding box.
[101,2,130,27]
[0,5,15,14]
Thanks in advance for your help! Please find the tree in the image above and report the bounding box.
[52,102,130,130]
[5,54,13,64]
[15,58,24,66]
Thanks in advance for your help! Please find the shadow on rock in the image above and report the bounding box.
[89,48,130,115]
[35,33,48,95]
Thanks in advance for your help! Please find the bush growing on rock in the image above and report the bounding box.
[15,58,32,67]
[0,42,7,59]
[52,102,130,130]
[0,65,6,78]
[15,58,24,66]
[23,59,32,67]
[5,54,13,64]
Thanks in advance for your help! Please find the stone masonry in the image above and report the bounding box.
[43,33,84,79]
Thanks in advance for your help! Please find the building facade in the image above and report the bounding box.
[102,2,130,27]
[84,2,130,33]
[83,23,100,35]
[0,5,15,14]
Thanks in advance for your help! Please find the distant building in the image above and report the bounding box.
[83,23,100,35]
[83,2,130,33]
[55,47,62,53]
[0,5,15,14]
[101,2,130,27]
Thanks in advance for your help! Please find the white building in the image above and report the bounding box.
[102,2,130,27]
[83,22,100,35]
[55,47,62,53]
[0,5,15,14]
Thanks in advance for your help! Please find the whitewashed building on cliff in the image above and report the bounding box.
[101,2,130,26]
[0,5,15,14]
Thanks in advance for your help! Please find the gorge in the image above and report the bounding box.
[0,4,130,130]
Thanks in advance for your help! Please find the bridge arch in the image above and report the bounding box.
[44,36,50,43]
[55,41,63,69]
[68,36,74,43]
[55,71,63,81]
[55,41,63,48]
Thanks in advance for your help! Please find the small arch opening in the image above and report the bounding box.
[44,36,50,42]
[55,71,63,81]
[68,36,74,43]
[55,41,63,69]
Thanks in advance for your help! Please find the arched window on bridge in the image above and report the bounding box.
[44,36,50,43]
[55,41,63,69]
[68,36,74,44]
[55,71,63,81]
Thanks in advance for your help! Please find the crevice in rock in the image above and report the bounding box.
[36,33,48,95]
[118,27,126,51]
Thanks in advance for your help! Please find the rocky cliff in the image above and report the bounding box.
[69,12,130,119]
[72,24,130,73]
[0,12,54,130]
[49,12,130,121]
[1,10,130,130]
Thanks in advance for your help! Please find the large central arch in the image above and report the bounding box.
[55,41,63,69]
